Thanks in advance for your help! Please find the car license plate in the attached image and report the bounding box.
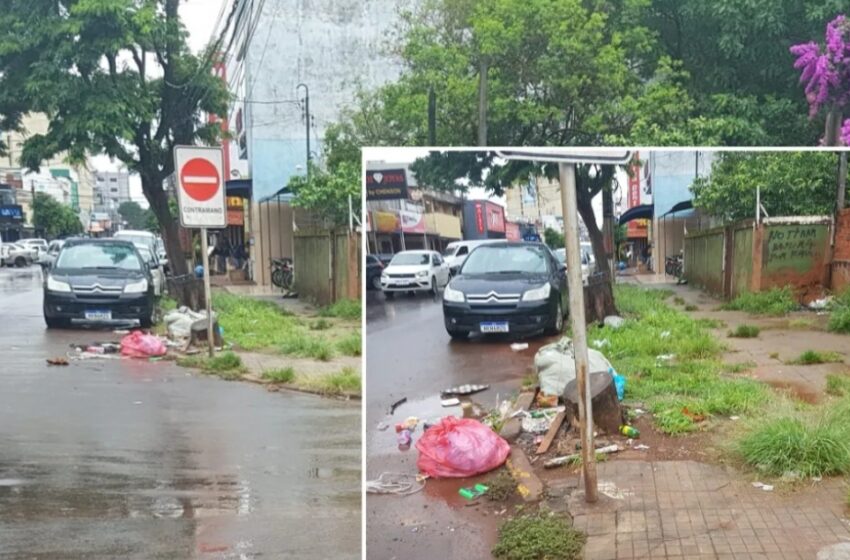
[480,321,509,333]
[85,310,112,321]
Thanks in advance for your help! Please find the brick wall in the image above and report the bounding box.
[833,209,850,292]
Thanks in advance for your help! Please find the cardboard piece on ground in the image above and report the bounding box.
[535,411,566,455]
[500,391,536,442]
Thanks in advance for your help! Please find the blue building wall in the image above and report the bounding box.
[251,138,320,201]
[650,151,714,218]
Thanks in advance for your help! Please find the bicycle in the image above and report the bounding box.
[271,257,294,290]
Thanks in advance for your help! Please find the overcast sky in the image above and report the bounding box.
[92,0,229,206]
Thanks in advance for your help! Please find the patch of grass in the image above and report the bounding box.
[336,331,362,357]
[593,285,770,434]
[295,367,361,395]
[280,332,335,361]
[787,350,843,365]
[828,292,850,334]
[721,287,797,316]
[318,299,361,320]
[521,372,537,390]
[262,367,295,383]
[788,318,815,329]
[684,304,699,311]
[159,295,178,312]
[737,398,850,478]
[726,361,757,373]
[486,469,516,502]
[769,352,780,360]
[212,292,301,350]
[826,374,850,396]
[492,510,585,560]
[673,296,686,306]
[696,318,726,329]
[176,351,247,380]
[728,324,760,338]
[310,318,333,330]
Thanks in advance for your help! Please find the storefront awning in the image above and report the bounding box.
[618,204,653,225]
[226,179,252,200]
[663,200,693,216]
[259,185,295,204]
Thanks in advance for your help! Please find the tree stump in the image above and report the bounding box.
[563,371,623,435]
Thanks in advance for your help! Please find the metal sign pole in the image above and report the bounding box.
[559,162,597,503]
[200,227,214,357]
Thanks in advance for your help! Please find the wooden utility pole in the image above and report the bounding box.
[428,87,437,145]
[477,59,488,146]
[559,162,597,503]
[838,152,847,212]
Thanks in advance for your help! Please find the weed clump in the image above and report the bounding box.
[729,324,760,338]
[492,510,585,560]
[828,290,850,334]
[336,331,362,356]
[721,287,797,316]
[263,367,295,383]
[177,351,246,380]
[787,350,843,365]
[295,367,361,395]
[319,299,361,320]
[486,469,516,502]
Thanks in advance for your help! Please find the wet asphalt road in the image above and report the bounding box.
[365,289,558,559]
[0,267,361,560]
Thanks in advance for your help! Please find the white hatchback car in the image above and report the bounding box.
[381,250,451,298]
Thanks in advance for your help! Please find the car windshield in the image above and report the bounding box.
[462,245,549,274]
[554,248,566,263]
[391,253,430,266]
[56,243,142,271]
[442,246,457,257]
[116,234,154,248]
[136,247,154,263]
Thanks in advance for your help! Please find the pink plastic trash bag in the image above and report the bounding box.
[120,331,167,358]
[416,416,511,478]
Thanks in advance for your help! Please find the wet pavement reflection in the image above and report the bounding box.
[365,289,558,559]
[0,268,361,559]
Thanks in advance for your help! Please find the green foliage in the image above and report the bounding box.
[212,293,300,350]
[31,193,83,238]
[286,161,360,227]
[692,152,839,223]
[787,350,843,365]
[729,325,760,338]
[721,287,798,316]
[737,399,850,478]
[177,351,246,380]
[319,299,361,320]
[485,469,516,502]
[310,318,332,331]
[263,367,296,384]
[726,361,757,374]
[336,331,362,357]
[828,290,850,334]
[280,333,334,361]
[543,228,564,250]
[117,201,147,230]
[295,368,361,396]
[492,510,585,560]
[826,374,850,396]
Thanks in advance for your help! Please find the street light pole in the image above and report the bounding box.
[297,83,310,178]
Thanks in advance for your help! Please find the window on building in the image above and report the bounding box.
[110,178,117,182]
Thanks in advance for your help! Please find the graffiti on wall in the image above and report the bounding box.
[764,225,827,273]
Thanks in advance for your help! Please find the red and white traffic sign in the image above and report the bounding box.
[174,146,226,228]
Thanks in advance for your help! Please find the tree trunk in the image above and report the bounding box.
[563,371,623,435]
[577,192,617,318]
[140,173,202,310]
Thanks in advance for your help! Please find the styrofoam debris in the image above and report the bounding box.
[510,342,529,351]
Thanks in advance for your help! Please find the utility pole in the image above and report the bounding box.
[477,59,488,146]
[428,87,437,145]
[297,83,310,178]
[559,162,597,503]
[838,152,847,212]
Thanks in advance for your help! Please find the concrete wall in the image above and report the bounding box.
[294,229,360,305]
[250,200,294,287]
[831,208,850,293]
[760,220,830,294]
[684,228,725,296]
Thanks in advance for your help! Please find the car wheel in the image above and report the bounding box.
[139,310,154,329]
[384,291,394,299]
[430,276,438,296]
[446,327,469,340]
[545,301,564,335]
[15,256,26,267]
[371,275,382,290]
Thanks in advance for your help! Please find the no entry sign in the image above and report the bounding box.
[174,146,226,228]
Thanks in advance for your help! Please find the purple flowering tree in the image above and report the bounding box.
[791,15,850,145]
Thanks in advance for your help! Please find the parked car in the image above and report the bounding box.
[43,238,155,329]
[442,242,568,339]
[20,238,48,257]
[2,243,37,267]
[442,239,504,274]
[380,250,451,298]
[134,244,166,297]
[38,240,66,269]
[553,242,596,281]
[366,254,384,290]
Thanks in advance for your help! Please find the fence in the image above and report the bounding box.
[684,217,832,300]
[293,228,361,306]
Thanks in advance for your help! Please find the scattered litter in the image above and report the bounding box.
[389,397,407,415]
[808,296,833,310]
[396,417,419,432]
[656,354,675,362]
[619,425,640,438]
[46,357,69,366]
[510,342,529,352]
[730,416,740,421]
[752,481,764,488]
[604,315,625,329]
[660,330,671,339]
[536,336,613,398]
[813,476,823,482]
[459,483,489,500]
[522,415,553,434]
[633,408,646,415]
[682,407,706,423]
[752,481,774,491]
[634,444,650,450]
[163,306,210,340]
[397,429,412,448]
[535,393,558,408]
[544,444,621,469]
[598,479,633,500]
[781,470,801,482]
[591,338,610,349]
[366,472,426,495]
[441,384,489,397]
[416,417,510,478]
[120,332,166,358]
[610,368,625,401]
[376,422,389,431]
[113,329,130,335]
[441,398,460,407]
[133,401,142,405]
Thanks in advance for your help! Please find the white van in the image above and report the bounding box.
[442,239,505,273]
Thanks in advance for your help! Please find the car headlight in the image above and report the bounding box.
[443,284,465,303]
[124,279,149,293]
[522,283,551,301]
[46,275,72,293]
[416,270,429,277]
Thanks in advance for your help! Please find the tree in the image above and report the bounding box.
[285,162,361,229]
[543,227,564,249]
[117,201,146,230]
[32,193,83,239]
[690,152,841,223]
[409,151,618,315]
[0,0,229,307]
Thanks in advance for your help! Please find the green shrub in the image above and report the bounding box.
[310,318,333,330]
[828,306,850,334]
[318,299,361,320]
[728,324,760,338]
[721,287,797,316]
[492,511,585,560]
[295,367,361,395]
[263,367,296,383]
[336,331,362,356]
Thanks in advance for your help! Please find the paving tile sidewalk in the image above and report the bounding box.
[568,460,850,560]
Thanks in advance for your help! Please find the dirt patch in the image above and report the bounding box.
[764,379,822,404]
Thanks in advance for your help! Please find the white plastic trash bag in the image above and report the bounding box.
[535,336,614,397]
[164,306,210,340]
